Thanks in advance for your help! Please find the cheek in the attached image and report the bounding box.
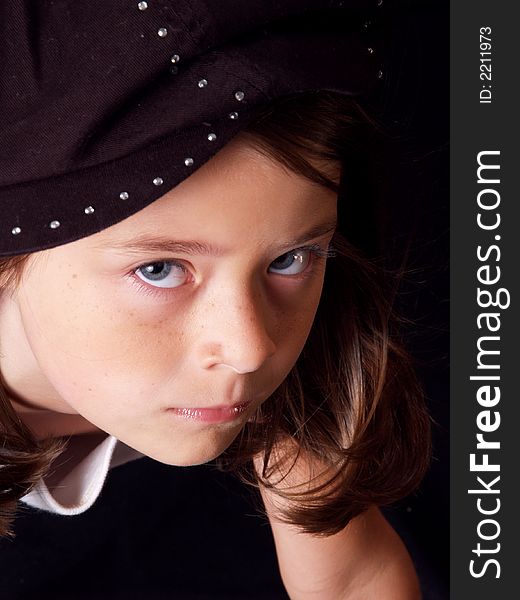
[18,274,188,409]
[274,276,325,364]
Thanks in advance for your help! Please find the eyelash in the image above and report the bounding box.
[127,243,337,299]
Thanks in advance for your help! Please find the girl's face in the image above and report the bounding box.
[2,137,337,466]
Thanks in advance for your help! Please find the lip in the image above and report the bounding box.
[166,399,253,424]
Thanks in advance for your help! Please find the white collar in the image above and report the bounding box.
[20,433,145,516]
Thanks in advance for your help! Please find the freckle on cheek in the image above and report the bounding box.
[145,317,169,330]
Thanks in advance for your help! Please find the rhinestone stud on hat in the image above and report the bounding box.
[0,2,386,257]
[153,177,164,186]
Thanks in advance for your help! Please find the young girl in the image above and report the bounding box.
[0,2,431,598]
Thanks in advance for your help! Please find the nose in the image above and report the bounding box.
[197,283,277,374]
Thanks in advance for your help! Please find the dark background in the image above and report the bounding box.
[0,1,449,598]
[372,1,449,598]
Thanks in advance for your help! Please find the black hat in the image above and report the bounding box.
[0,0,384,257]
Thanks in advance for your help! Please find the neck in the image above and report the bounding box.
[0,293,103,439]
[6,393,104,441]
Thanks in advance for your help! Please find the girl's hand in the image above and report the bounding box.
[253,443,421,600]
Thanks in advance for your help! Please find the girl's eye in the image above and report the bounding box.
[131,244,335,294]
[134,261,189,289]
[268,249,312,275]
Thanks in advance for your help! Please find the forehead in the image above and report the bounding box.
[89,137,338,245]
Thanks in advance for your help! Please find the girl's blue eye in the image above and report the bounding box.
[134,261,188,288]
[132,244,334,293]
[268,249,312,275]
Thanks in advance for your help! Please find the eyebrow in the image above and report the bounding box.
[103,219,337,257]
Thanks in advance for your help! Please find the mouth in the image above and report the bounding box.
[165,399,253,424]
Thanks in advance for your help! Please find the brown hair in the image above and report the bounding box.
[0,256,68,538]
[0,91,431,538]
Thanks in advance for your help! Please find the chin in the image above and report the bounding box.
[144,435,239,467]
[152,448,225,467]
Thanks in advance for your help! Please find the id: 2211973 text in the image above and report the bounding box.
[480,27,492,104]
